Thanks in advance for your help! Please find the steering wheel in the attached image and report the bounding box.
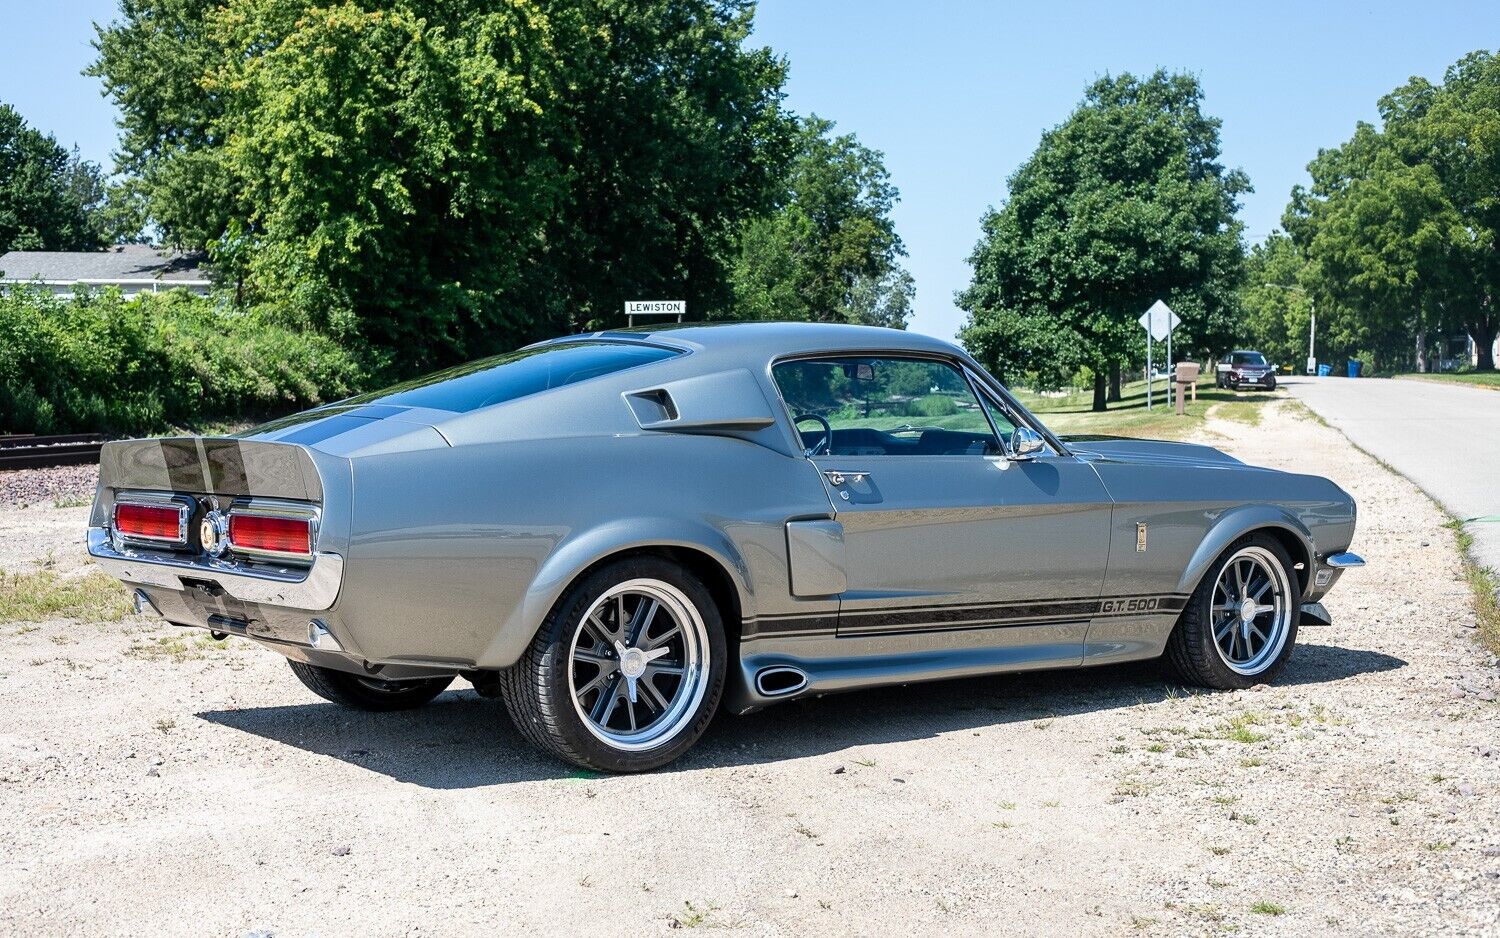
[793,413,832,457]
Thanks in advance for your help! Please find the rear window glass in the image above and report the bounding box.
[344,341,681,413]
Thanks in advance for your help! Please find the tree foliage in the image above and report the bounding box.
[957,71,1249,409]
[91,0,801,375]
[1238,232,1314,369]
[1285,49,1500,371]
[727,116,913,327]
[0,103,125,252]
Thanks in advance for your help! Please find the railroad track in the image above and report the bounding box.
[0,433,105,470]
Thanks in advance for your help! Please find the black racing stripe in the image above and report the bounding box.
[202,439,249,495]
[841,618,1092,639]
[161,439,205,492]
[840,599,1101,631]
[743,614,838,639]
[745,594,1189,641]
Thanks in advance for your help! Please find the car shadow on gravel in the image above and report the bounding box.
[196,642,1403,787]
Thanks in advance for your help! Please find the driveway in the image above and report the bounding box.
[1284,375,1500,572]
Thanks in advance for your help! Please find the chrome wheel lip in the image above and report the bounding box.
[1210,545,1293,676]
[567,578,709,753]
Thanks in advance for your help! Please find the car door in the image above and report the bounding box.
[771,354,1113,659]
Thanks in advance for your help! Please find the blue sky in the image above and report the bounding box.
[4,1,1497,341]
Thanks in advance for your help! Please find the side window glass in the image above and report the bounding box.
[978,389,1017,445]
[772,357,1000,457]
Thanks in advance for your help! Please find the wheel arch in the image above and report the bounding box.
[1175,505,1314,599]
[476,518,753,670]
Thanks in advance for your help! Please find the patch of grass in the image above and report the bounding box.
[1393,371,1500,390]
[0,569,132,624]
[126,632,229,663]
[1426,841,1453,852]
[51,494,94,508]
[1448,519,1500,656]
[1239,756,1265,768]
[1215,712,1269,745]
[1208,845,1231,856]
[1250,901,1286,916]
[1013,375,1283,442]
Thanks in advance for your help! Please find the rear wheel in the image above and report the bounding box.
[287,660,454,711]
[1166,534,1299,689]
[499,556,725,772]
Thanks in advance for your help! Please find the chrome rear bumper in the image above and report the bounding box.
[86,526,343,610]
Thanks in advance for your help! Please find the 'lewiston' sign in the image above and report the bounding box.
[625,300,686,325]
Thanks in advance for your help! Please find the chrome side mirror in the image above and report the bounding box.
[1008,426,1045,460]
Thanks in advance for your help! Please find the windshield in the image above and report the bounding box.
[342,341,681,413]
[1230,352,1267,366]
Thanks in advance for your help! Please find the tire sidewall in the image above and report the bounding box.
[1190,535,1300,688]
[537,557,726,772]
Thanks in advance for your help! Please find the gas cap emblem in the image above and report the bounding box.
[200,510,229,557]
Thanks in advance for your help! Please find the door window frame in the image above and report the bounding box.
[767,350,1056,460]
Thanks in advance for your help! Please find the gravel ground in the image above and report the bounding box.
[0,463,99,509]
[1,403,1497,936]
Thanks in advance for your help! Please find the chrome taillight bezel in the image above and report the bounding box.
[226,498,320,564]
[111,491,193,550]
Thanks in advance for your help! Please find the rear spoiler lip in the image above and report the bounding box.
[98,437,324,504]
[86,526,344,610]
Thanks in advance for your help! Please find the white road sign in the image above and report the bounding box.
[625,300,686,317]
[1138,300,1179,342]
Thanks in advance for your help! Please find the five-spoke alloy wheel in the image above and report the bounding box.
[1167,533,1300,689]
[500,556,726,772]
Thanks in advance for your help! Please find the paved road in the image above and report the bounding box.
[1283,374,1500,572]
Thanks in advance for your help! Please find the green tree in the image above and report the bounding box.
[91,0,795,374]
[0,104,117,252]
[958,71,1249,410]
[728,116,913,327]
[1286,50,1500,371]
[1239,232,1314,369]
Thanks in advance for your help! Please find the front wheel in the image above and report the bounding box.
[287,660,454,711]
[1266,376,1277,391]
[499,556,726,772]
[1166,534,1299,689]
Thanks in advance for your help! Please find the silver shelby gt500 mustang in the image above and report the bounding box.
[88,323,1363,771]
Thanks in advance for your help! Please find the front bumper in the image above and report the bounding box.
[86,526,344,610]
[1229,372,1276,387]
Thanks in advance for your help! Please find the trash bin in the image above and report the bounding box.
[1346,359,1362,378]
[1317,363,1332,377]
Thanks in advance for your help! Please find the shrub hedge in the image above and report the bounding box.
[0,286,365,435]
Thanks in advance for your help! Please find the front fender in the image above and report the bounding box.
[475,517,754,669]
[1175,504,1314,598]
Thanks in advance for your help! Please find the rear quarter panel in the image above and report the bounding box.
[336,433,832,668]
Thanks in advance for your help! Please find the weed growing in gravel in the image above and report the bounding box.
[1208,846,1231,856]
[52,495,93,508]
[1448,520,1500,657]
[1215,712,1269,744]
[0,569,132,624]
[671,900,719,928]
[1250,901,1285,916]
[154,718,176,734]
[126,632,230,663]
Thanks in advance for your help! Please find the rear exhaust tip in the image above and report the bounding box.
[308,618,343,653]
[131,589,159,617]
[755,666,809,698]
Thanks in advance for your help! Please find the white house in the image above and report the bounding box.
[0,245,211,298]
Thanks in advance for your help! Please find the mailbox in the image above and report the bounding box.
[1174,361,1200,414]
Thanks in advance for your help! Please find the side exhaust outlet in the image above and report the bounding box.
[755,666,809,698]
[308,618,343,652]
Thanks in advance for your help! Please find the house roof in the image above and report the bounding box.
[0,245,211,285]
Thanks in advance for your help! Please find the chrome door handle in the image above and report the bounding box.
[823,470,871,486]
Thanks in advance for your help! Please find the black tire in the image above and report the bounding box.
[287,659,454,711]
[498,556,726,773]
[1266,376,1277,391]
[1166,533,1300,690]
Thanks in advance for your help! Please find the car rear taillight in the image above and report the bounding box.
[228,509,314,559]
[112,498,189,546]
